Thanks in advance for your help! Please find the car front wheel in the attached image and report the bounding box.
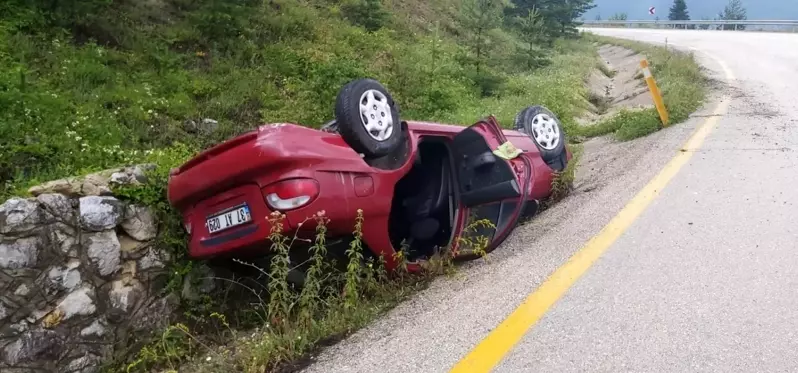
[514,105,568,171]
[335,79,403,159]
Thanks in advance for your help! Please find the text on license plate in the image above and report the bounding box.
[207,205,251,234]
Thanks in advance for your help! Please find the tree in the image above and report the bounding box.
[718,0,747,30]
[547,0,596,37]
[460,0,505,72]
[517,7,550,69]
[668,0,690,29]
[341,0,389,32]
[460,0,506,95]
[608,12,628,21]
[505,0,596,39]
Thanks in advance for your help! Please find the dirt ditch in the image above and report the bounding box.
[578,44,654,126]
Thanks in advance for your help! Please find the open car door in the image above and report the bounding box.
[450,116,532,259]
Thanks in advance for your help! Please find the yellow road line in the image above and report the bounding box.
[450,50,735,373]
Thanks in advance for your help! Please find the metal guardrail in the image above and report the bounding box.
[581,19,798,31]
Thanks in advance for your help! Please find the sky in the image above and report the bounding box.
[583,0,798,20]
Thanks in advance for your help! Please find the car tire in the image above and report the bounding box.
[335,79,403,158]
[514,105,568,171]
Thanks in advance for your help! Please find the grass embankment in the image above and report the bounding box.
[575,32,707,141]
[0,0,595,198]
[0,0,599,371]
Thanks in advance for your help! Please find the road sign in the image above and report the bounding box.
[649,6,656,15]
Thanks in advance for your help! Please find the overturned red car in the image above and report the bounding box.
[167,79,571,273]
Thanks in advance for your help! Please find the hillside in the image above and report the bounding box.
[0,0,598,198]
[586,0,798,20]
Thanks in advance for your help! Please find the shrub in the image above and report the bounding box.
[341,0,389,32]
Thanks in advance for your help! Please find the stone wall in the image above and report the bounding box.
[0,165,176,373]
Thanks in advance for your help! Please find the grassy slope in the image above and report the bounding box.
[0,0,595,197]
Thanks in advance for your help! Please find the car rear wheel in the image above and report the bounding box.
[514,105,568,171]
[335,79,403,158]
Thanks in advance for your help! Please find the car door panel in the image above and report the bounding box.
[451,120,523,204]
[460,180,520,207]
[451,118,530,258]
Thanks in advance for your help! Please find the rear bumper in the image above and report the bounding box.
[186,184,276,258]
[182,171,377,259]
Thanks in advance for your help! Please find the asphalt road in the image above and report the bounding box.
[303,29,798,373]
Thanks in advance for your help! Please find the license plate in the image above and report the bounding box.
[207,204,252,234]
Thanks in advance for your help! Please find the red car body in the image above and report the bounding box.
[167,117,570,272]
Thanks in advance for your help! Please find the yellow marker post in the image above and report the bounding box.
[640,59,669,126]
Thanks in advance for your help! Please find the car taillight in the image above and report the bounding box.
[262,178,320,211]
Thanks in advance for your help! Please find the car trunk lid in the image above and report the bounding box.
[168,129,266,208]
[172,130,258,176]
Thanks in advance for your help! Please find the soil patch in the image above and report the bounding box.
[579,44,654,126]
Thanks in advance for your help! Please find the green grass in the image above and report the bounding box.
[444,38,595,134]
[576,33,707,141]
[546,143,583,206]
[0,0,597,198]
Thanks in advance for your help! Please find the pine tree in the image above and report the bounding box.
[460,0,506,95]
[718,0,747,30]
[460,0,505,75]
[608,12,628,21]
[668,0,689,20]
[517,7,549,69]
[547,0,596,37]
[668,0,690,29]
[341,0,389,32]
[505,0,596,38]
